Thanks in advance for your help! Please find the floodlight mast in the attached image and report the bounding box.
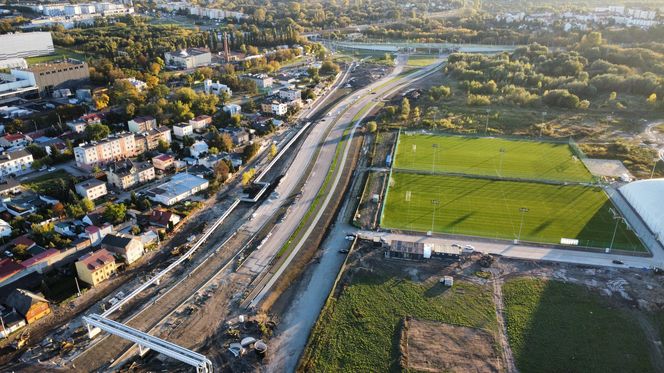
[517,207,529,243]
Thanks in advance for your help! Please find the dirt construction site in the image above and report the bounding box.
[299,238,664,372]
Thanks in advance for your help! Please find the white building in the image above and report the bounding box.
[279,88,301,102]
[128,116,157,133]
[173,123,193,138]
[0,32,54,60]
[0,149,33,178]
[261,100,288,116]
[75,178,108,201]
[189,115,212,130]
[0,58,28,70]
[121,77,148,92]
[243,73,274,89]
[74,132,136,167]
[0,218,12,237]
[619,179,664,245]
[222,104,241,116]
[164,48,212,69]
[203,79,232,96]
[189,140,209,158]
[146,173,209,206]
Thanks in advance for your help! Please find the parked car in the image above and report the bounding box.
[338,249,349,254]
[47,167,56,172]
[612,259,624,265]
[345,235,355,241]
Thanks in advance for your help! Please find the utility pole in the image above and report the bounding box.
[75,276,82,297]
[485,109,490,135]
[517,207,529,243]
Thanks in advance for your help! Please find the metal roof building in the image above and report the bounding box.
[619,178,664,243]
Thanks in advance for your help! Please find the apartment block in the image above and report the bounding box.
[73,132,136,167]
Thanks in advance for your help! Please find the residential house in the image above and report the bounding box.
[4,289,50,324]
[74,132,136,167]
[32,136,66,156]
[145,173,209,206]
[127,116,157,133]
[0,219,11,238]
[0,149,34,178]
[152,154,175,171]
[134,126,172,154]
[261,100,287,116]
[0,259,25,286]
[189,140,209,158]
[0,308,26,338]
[279,88,301,102]
[225,128,250,145]
[203,80,232,96]
[121,77,148,92]
[75,249,117,286]
[0,178,21,195]
[54,221,76,237]
[222,104,241,116]
[20,248,60,274]
[149,209,181,228]
[100,234,144,265]
[243,73,273,89]
[173,123,193,139]
[3,193,40,217]
[75,178,108,201]
[106,160,155,190]
[66,119,87,133]
[84,224,113,246]
[189,115,212,131]
[0,133,30,148]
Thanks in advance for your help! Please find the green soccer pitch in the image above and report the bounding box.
[393,134,593,182]
[381,174,645,252]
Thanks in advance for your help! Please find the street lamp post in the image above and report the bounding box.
[485,109,490,135]
[431,199,440,233]
[608,208,628,251]
[517,207,529,243]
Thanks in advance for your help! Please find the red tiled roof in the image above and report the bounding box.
[0,258,26,282]
[11,235,35,248]
[77,249,115,271]
[2,133,26,141]
[149,209,174,227]
[21,249,59,268]
[85,225,100,234]
[154,154,174,162]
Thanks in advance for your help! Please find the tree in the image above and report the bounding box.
[269,143,278,159]
[320,60,340,75]
[104,203,127,224]
[157,139,170,153]
[85,123,111,141]
[80,198,95,213]
[215,160,230,182]
[400,98,410,120]
[67,204,85,219]
[219,133,234,152]
[647,93,657,107]
[243,142,261,162]
[412,107,421,123]
[241,168,256,186]
[93,93,110,110]
[53,202,65,218]
[367,121,378,133]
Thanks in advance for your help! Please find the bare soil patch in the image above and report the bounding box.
[401,318,502,373]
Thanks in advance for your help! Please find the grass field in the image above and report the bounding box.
[394,134,593,182]
[26,47,87,65]
[381,174,644,251]
[301,272,497,372]
[406,55,439,67]
[503,278,654,373]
